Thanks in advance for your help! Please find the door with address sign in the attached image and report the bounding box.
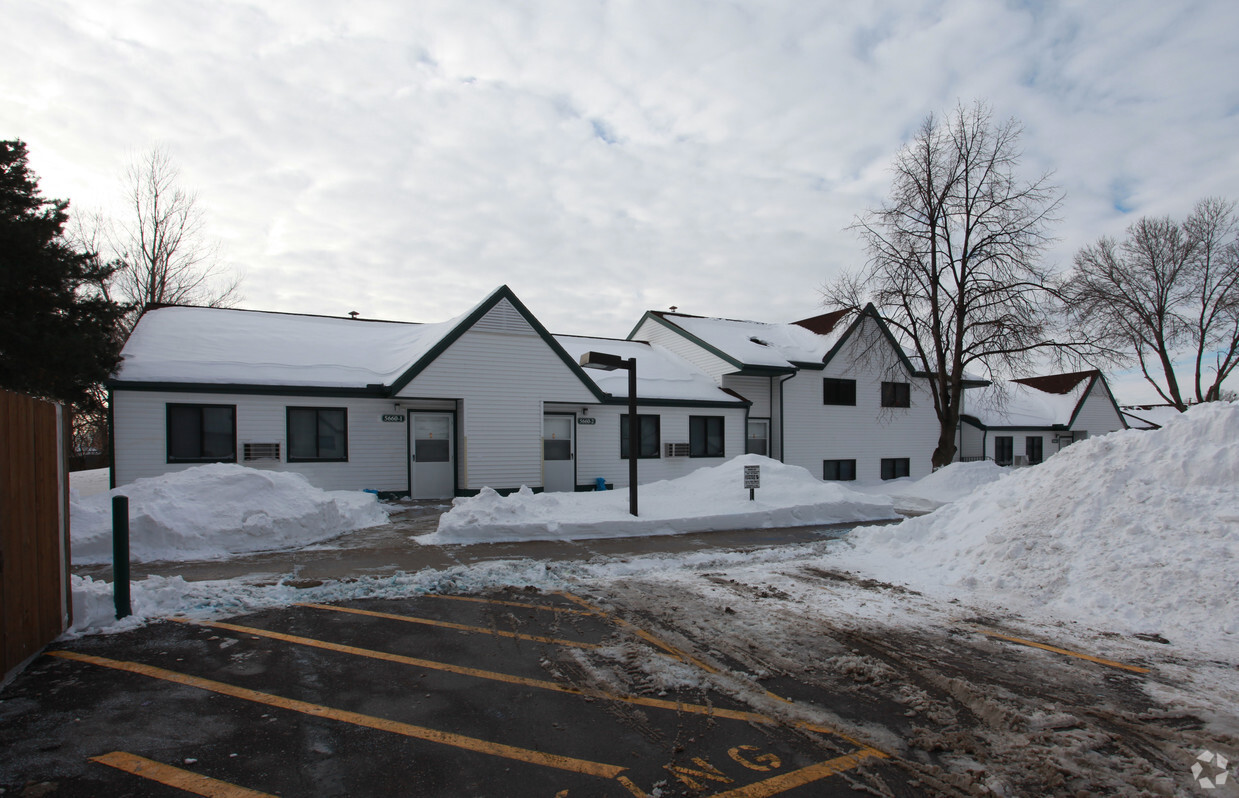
[409,413,454,499]
[542,414,575,492]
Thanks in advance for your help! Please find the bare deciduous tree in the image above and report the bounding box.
[1063,197,1239,409]
[826,101,1074,468]
[109,147,241,326]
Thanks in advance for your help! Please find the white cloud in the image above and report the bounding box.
[4,0,1238,362]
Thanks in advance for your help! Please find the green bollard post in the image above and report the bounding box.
[112,495,131,619]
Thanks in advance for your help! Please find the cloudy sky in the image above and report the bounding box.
[7,1,1239,402]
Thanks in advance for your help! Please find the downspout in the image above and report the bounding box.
[776,372,796,463]
[107,387,116,489]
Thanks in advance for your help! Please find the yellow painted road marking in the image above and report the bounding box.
[297,602,602,649]
[616,775,650,797]
[426,593,595,616]
[559,592,801,707]
[557,592,717,671]
[978,629,1151,674]
[709,748,886,798]
[556,593,888,753]
[176,618,845,734]
[50,651,625,779]
[90,751,274,798]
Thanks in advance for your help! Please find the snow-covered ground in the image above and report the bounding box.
[839,401,1239,661]
[66,404,1237,667]
[56,409,1239,794]
[71,464,388,564]
[69,466,111,498]
[425,454,898,544]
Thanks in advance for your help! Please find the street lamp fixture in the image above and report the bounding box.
[579,351,638,517]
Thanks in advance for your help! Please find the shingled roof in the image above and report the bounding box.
[1011,370,1100,395]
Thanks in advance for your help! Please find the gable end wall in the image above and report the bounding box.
[398,328,597,489]
[781,318,938,480]
[630,318,736,382]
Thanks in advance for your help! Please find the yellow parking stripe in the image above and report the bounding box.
[557,592,891,753]
[427,593,595,616]
[556,592,721,673]
[90,751,274,798]
[710,749,887,798]
[50,651,626,779]
[175,618,848,734]
[978,630,1151,673]
[557,592,797,707]
[297,602,602,649]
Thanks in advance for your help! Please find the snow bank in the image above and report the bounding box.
[64,542,832,636]
[842,402,1239,658]
[70,467,111,498]
[884,460,1010,513]
[71,464,388,563]
[423,454,898,544]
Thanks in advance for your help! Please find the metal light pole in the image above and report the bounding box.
[579,351,638,516]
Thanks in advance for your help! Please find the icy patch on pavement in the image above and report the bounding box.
[64,542,834,636]
[71,464,388,564]
[840,401,1239,660]
[422,455,897,544]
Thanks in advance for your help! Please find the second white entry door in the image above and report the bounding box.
[542,415,575,492]
[410,413,454,499]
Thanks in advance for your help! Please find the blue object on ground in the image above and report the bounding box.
[595,477,608,491]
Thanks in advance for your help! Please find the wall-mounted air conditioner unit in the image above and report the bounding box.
[243,443,281,462]
[665,442,690,457]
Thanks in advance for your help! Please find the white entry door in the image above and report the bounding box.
[410,413,454,499]
[542,415,575,492]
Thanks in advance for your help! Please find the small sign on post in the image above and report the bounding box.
[743,464,760,501]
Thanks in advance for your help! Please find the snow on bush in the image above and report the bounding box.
[843,402,1239,657]
[423,454,898,544]
[71,464,389,563]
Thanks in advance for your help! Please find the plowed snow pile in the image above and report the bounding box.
[423,454,897,544]
[72,464,388,563]
[843,402,1239,658]
[884,459,1009,513]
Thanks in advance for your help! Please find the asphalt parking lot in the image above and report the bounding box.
[0,588,910,797]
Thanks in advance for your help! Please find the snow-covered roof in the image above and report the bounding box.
[645,310,852,369]
[965,372,1096,428]
[553,336,744,403]
[1121,405,1184,430]
[115,305,464,389]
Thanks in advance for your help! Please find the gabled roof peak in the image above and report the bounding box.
[1012,370,1100,395]
[791,307,852,336]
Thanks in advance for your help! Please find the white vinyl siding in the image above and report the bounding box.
[959,420,984,460]
[1071,381,1126,437]
[564,404,746,488]
[112,391,406,490]
[398,328,597,491]
[779,319,938,481]
[630,318,736,381]
[722,375,772,416]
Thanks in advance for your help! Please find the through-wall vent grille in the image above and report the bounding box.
[243,443,281,462]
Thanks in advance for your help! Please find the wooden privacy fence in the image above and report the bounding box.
[1,389,72,683]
